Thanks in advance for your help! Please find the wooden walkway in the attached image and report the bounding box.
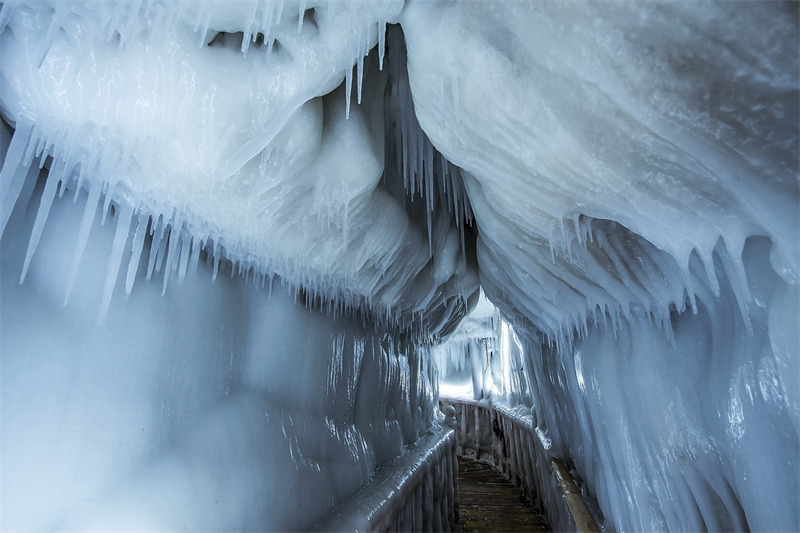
[457,456,550,532]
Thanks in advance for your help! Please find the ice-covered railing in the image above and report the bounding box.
[312,422,458,532]
[443,398,602,533]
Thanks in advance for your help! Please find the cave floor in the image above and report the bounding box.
[457,456,550,532]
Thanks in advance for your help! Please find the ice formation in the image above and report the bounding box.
[1,0,798,531]
[412,2,798,530]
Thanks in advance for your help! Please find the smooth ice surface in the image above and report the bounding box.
[1,1,798,531]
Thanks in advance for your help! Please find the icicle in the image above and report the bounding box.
[103,1,127,43]
[425,140,435,212]
[700,247,720,297]
[426,198,433,258]
[679,258,697,314]
[297,0,305,33]
[161,218,183,294]
[401,120,409,189]
[188,236,203,274]
[21,169,63,283]
[573,213,584,248]
[153,217,171,275]
[177,235,192,283]
[345,64,353,119]
[212,241,221,280]
[240,0,258,56]
[259,1,274,44]
[0,1,19,33]
[37,6,65,67]
[33,132,51,166]
[146,215,164,280]
[357,52,365,105]
[0,121,35,236]
[378,20,386,70]
[57,175,68,198]
[100,182,117,225]
[664,310,676,347]
[719,238,753,335]
[64,182,103,306]
[125,213,149,295]
[3,157,38,245]
[196,5,214,47]
[98,203,133,323]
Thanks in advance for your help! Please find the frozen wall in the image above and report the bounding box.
[1,158,442,530]
[2,0,799,531]
[0,3,472,530]
[407,2,798,531]
[523,236,797,532]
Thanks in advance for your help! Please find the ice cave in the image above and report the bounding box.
[1,1,797,531]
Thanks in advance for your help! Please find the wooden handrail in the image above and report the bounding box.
[550,457,602,533]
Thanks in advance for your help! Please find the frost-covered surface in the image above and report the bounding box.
[1,172,440,530]
[2,0,799,531]
[422,2,798,531]
[0,0,478,331]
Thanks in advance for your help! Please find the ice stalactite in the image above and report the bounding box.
[0,1,479,337]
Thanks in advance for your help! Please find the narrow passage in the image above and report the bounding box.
[457,456,550,532]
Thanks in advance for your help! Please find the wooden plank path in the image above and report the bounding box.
[457,456,550,532]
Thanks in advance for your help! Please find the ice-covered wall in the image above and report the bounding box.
[1,157,441,530]
[522,236,797,531]
[1,2,473,530]
[405,2,798,531]
[2,0,798,531]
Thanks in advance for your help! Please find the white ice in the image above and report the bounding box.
[1,0,798,531]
